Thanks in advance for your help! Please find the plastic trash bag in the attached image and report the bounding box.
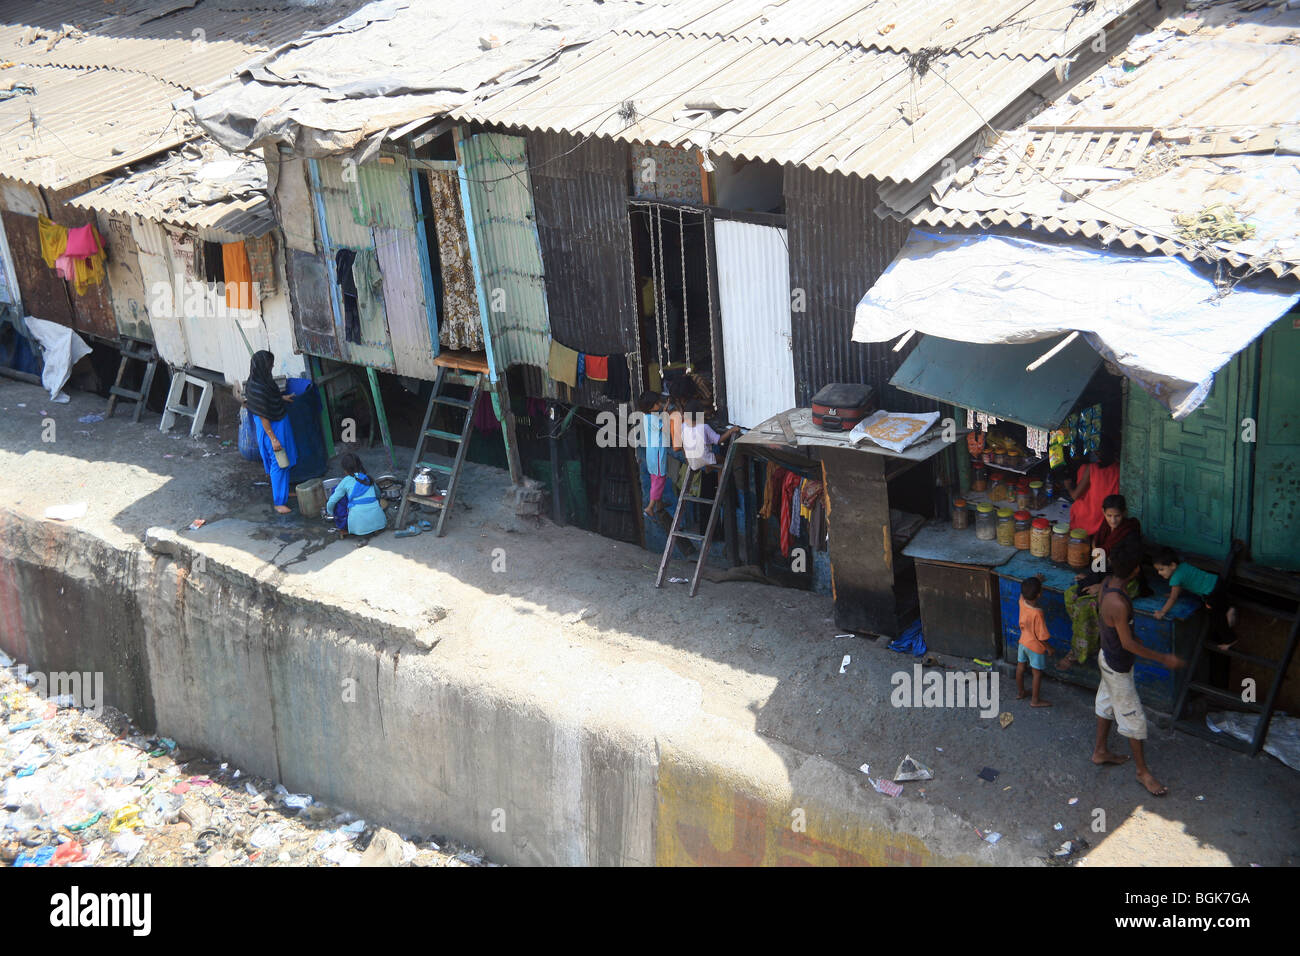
[888,620,927,657]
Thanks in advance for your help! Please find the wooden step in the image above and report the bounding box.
[432,396,472,409]
[1185,683,1263,711]
[425,428,463,443]
[417,461,455,474]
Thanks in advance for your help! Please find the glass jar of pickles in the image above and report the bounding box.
[975,503,996,540]
[989,472,1010,502]
[1051,523,1070,563]
[996,508,1015,547]
[1028,480,1044,509]
[1030,517,1052,557]
[1067,528,1090,569]
[971,465,988,493]
[952,496,970,530]
[1013,510,1032,550]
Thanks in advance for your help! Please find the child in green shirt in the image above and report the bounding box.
[1153,547,1238,650]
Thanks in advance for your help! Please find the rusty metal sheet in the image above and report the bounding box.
[43,198,118,340]
[285,247,341,361]
[97,211,152,342]
[0,209,74,327]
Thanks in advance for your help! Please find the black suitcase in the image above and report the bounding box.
[811,383,874,431]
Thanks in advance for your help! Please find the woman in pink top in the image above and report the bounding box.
[1066,441,1120,536]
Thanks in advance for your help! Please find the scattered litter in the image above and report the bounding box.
[245,782,259,797]
[935,747,943,752]
[1196,795,1204,801]
[973,658,992,667]
[250,824,283,850]
[998,712,1013,729]
[77,413,105,424]
[667,577,689,584]
[14,846,56,867]
[44,502,87,521]
[163,454,174,459]
[108,804,143,832]
[977,767,1000,782]
[186,519,206,531]
[51,840,86,865]
[839,655,851,674]
[858,763,870,775]
[835,633,854,639]
[894,755,934,782]
[1068,797,1079,805]
[870,778,903,797]
[1054,822,1064,831]
[1002,786,1011,791]
[111,833,146,862]
[984,832,1002,845]
[888,620,926,656]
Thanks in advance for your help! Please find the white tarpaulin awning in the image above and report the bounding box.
[853,230,1300,419]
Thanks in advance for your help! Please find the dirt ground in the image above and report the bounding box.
[1,377,1298,866]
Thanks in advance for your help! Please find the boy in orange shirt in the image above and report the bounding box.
[1016,575,1055,707]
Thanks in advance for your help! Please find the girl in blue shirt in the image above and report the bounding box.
[326,452,387,541]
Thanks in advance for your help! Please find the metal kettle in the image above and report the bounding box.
[413,468,435,498]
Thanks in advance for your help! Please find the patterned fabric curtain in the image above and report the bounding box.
[428,170,483,351]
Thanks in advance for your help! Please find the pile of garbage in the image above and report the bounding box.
[1,656,493,867]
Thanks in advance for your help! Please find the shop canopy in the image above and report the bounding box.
[853,230,1300,419]
[889,334,1100,431]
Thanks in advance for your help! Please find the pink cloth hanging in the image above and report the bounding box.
[64,224,102,258]
[54,254,76,281]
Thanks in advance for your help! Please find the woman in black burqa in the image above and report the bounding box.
[245,350,298,513]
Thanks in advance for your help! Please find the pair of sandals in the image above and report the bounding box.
[394,519,433,538]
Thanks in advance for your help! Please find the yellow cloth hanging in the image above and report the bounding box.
[38,215,67,267]
[72,252,105,295]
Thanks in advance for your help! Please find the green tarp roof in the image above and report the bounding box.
[889,334,1101,429]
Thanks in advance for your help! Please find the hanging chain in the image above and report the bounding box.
[654,204,669,370]
[678,206,689,373]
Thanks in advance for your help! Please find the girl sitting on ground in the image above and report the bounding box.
[325,452,387,544]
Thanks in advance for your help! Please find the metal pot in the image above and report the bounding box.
[413,468,435,498]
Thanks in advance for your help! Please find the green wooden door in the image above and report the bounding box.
[1123,357,1246,559]
[1251,314,1300,570]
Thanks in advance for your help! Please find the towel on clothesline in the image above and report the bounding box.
[547,340,580,388]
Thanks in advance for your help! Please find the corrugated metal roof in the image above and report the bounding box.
[455,30,1088,184]
[881,0,1300,279]
[188,0,653,156]
[617,0,1134,61]
[0,0,363,188]
[66,139,275,236]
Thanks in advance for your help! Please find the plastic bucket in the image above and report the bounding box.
[296,478,326,517]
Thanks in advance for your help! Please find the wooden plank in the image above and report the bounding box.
[819,446,897,636]
[433,349,491,374]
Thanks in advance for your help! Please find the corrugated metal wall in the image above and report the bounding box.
[43,186,119,340]
[527,131,637,357]
[713,220,795,429]
[460,133,551,376]
[128,216,304,383]
[97,210,152,343]
[784,166,923,409]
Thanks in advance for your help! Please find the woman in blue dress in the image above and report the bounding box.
[244,350,298,513]
[325,452,387,541]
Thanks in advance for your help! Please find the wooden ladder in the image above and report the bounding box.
[395,357,486,537]
[1172,541,1300,756]
[106,339,160,423]
[159,368,217,439]
[655,440,737,597]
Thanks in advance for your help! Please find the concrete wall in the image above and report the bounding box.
[0,510,981,866]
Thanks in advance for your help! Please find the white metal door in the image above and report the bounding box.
[714,220,794,428]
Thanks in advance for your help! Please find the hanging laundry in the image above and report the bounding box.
[547,340,579,388]
[603,354,630,400]
[38,215,67,267]
[199,241,222,284]
[759,463,785,519]
[335,248,361,344]
[64,224,101,258]
[54,254,76,281]
[72,254,105,295]
[584,354,609,382]
[790,483,802,538]
[222,241,254,310]
[576,353,587,387]
[779,471,801,556]
[244,233,277,298]
[472,392,501,434]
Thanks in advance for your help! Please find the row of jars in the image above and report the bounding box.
[969,466,1049,510]
[954,496,1091,568]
